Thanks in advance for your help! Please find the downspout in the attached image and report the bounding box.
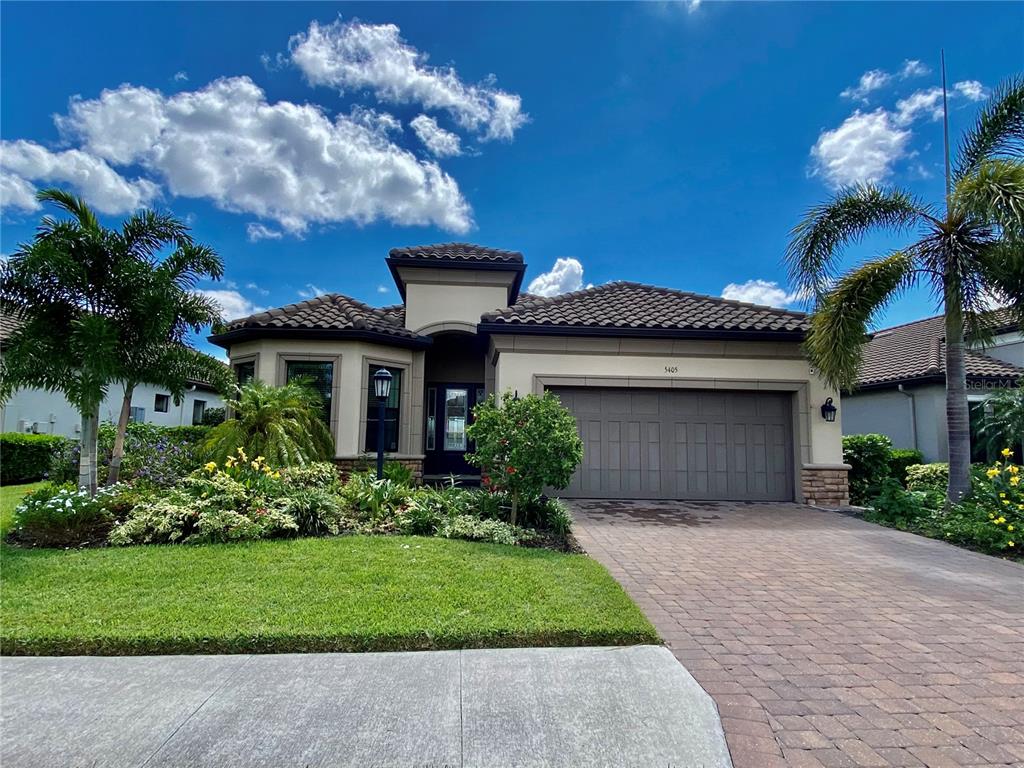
[898,384,918,452]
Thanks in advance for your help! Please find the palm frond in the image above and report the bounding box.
[35,188,101,233]
[786,184,926,304]
[953,158,1024,237]
[955,76,1024,181]
[805,251,917,390]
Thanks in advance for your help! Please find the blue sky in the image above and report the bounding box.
[2,2,1021,358]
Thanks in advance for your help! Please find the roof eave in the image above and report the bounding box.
[477,321,806,342]
[208,326,433,350]
[850,373,1022,393]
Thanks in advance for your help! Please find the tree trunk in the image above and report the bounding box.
[107,384,134,485]
[78,409,99,496]
[944,303,972,503]
[510,492,518,527]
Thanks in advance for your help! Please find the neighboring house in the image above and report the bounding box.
[0,314,225,438]
[842,313,1024,463]
[209,243,848,506]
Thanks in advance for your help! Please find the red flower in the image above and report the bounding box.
[506,466,516,475]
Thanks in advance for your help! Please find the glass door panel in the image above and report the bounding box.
[444,388,468,451]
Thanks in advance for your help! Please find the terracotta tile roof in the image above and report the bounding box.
[0,312,23,342]
[857,314,1024,388]
[213,294,426,346]
[388,243,523,265]
[480,281,810,336]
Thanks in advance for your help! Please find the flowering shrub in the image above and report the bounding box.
[946,449,1023,552]
[467,392,583,525]
[11,483,125,547]
[201,448,281,493]
[109,495,297,546]
[437,515,531,546]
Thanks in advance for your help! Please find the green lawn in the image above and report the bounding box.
[1,534,658,655]
[0,482,45,536]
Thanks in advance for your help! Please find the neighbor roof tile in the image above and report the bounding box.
[220,294,422,341]
[388,243,524,264]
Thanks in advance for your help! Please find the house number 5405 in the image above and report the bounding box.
[664,366,679,374]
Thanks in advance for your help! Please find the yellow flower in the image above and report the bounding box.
[989,513,996,519]
[256,456,266,464]
[251,460,260,470]
[1001,448,1013,458]
[225,457,236,468]
[204,461,217,473]
[1008,525,1015,532]
[1000,493,1006,498]
[987,468,1000,478]
[272,471,281,479]
[1009,465,1020,475]
[1010,476,1020,487]
[998,517,1006,523]
[1009,541,1016,547]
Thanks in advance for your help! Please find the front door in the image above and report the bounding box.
[424,383,485,476]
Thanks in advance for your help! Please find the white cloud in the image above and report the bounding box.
[246,282,270,296]
[0,139,160,214]
[55,77,472,234]
[954,80,988,102]
[0,171,41,212]
[528,257,586,297]
[899,59,929,79]
[894,87,944,125]
[298,283,325,299]
[686,0,702,12]
[409,114,462,157]
[376,284,390,294]
[721,279,802,308]
[841,69,892,102]
[246,222,284,242]
[288,19,526,141]
[194,288,265,321]
[173,71,189,83]
[810,109,911,188]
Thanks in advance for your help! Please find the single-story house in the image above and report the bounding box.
[842,313,1023,463]
[0,314,225,437]
[209,243,849,506]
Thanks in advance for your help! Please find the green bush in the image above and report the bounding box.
[863,478,940,530]
[272,487,347,536]
[0,433,68,484]
[906,463,949,492]
[10,483,121,547]
[437,515,530,546]
[339,472,414,531]
[842,433,893,504]
[467,391,583,526]
[200,407,226,426]
[278,462,340,491]
[888,448,925,486]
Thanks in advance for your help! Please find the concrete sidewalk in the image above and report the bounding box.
[1,645,731,768]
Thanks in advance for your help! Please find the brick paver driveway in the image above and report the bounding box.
[570,500,1024,768]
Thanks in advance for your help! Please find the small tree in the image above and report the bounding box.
[203,379,334,467]
[466,391,583,526]
[977,381,1024,460]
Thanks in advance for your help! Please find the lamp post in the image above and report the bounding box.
[373,368,393,480]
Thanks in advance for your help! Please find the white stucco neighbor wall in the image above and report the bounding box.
[0,383,223,438]
[489,336,845,469]
[227,338,426,459]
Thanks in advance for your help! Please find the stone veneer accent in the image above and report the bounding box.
[334,456,424,483]
[801,465,851,508]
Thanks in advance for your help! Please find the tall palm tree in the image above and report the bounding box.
[203,379,335,467]
[787,77,1024,502]
[107,229,231,484]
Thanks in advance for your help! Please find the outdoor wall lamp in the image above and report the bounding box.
[373,368,393,479]
[820,397,838,423]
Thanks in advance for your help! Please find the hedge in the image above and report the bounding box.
[0,433,68,485]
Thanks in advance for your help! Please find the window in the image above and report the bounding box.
[425,387,436,451]
[234,360,255,386]
[365,365,402,453]
[129,406,146,423]
[285,360,334,424]
[192,399,206,426]
[154,393,170,413]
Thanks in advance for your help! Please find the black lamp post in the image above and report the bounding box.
[373,368,393,480]
[820,397,838,423]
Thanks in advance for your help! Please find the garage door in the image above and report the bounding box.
[552,388,794,501]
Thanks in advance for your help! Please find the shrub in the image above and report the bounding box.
[863,478,940,530]
[200,407,226,426]
[906,463,949,492]
[272,487,347,536]
[842,433,893,504]
[10,483,121,547]
[541,498,574,537]
[467,391,583,526]
[437,515,529,546]
[888,448,925,486]
[383,461,415,485]
[948,450,1023,553]
[339,472,413,531]
[278,462,340,491]
[0,433,68,484]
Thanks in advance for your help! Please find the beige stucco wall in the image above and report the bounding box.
[490,336,845,469]
[399,267,514,334]
[226,338,425,459]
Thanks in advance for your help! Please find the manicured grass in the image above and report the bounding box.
[0,482,45,536]
[1,535,658,655]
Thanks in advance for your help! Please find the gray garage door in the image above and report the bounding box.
[552,388,794,501]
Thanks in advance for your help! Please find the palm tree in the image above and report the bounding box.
[107,231,231,484]
[203,379,335,467]
[787,77,1024,502]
